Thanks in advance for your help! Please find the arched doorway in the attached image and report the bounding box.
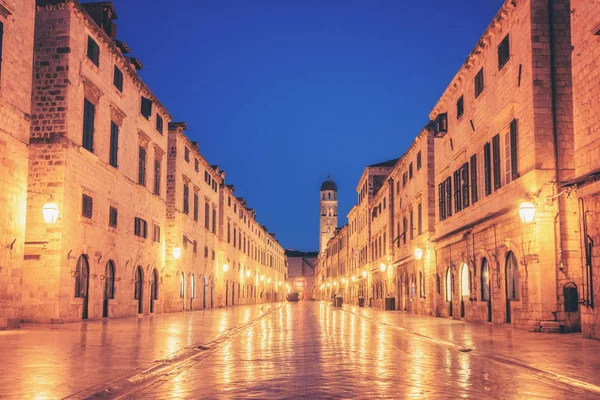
[445,268,453,317]
[75,255,90,319]
[225,280,229,306]
[481,258,492,322]
[190,274,195,310]
[460,263,470,318]
[403,272,409,311]
[134,266,143,314]
[505,251,519,323]
[150,269,158,313]
[179,273,185,310]
[103,260,115,318]
[203,275,208,309]
[231,281,235,306]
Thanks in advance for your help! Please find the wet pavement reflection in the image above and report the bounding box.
[134,302,592,399]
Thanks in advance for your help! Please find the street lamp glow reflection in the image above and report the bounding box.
[172,247,182,259]
[42,202,59,224]
[414,247,423,260]
[519,201,536,224]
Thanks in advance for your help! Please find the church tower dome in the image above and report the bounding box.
[319,175,338,253]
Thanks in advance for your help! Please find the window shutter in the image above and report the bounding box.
[462,162,469,208]
[154,160,161,195]
[109,121,119,167]
[113,66,123,92]
[492,134,501,191]
[470,154,478,204]
[109,206,118,227]
[138,147,146,186]
[82,99,95,152]
[417,203,422,235]
[445,177,452,217]
[183,184,189,214]
[156,114,163,133]
[141,96,152,119]
[453,170,461,212]
[484,142,492,195]
[439,183,445,221]
[82,194,93,218]
[510,119,519,180]
[0,22,4,78]
[194,193,199,221]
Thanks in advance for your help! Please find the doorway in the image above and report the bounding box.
[190,274,195,311]
[103,261,115,318]
[505,251,519,323]
[231,281,235,306]
[225,280,229,306]
[135,266,143,314]
[460,263,470,319]
[481,258,492,322]
[446,268,453,317]
[203,275,208,309]
[75,255,90,319]
[150,269,158,313]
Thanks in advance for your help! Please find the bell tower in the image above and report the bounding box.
[320,176,338,253]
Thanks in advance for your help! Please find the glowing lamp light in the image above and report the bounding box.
[172,247,182,260]
[414,248,423,260]
[42,202,60,224]
[327,282,331,288]
[519,201,537,224]
[267,278,271,284]
[380,263,387,272]
[362,270,367,278]
[334,281,338,286]
[278,281,282,286]
[260,275,265,281]
[341,278,346,284]
[352,275,357,282]
[246,270,251,278]
[222,263,229,272]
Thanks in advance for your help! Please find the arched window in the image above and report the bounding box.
[460,263,470,296]
[191,274,195,299]
[328,193,331,200]
[445,268,453,302]
[105,260,115,300]
[180,273,185,298]
[506,251,520,301]
[75,255,89,298]
[481,258,490,301]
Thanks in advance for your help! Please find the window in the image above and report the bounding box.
[195,158,199,172]
[212,209,217,233]
[470,154,478,204]
[416,151,422,170]
[134,217,148,238]
[506,251,519,301]
[402,216,407,245]
[433,113,448,137]
[484,142,492,196]
[409,163,413,179]
[153,224,160,242]
[109,206,118,227]
[193,240,198,255]
[113,65,123,92]
[183,183,189,214]
[461,162,469,209]
[87,36,100,66]
[109,121,119,168]
[474,68,484,98]
[402,172,407,187]
[498,34,510,70]
[184,147,190,162]
[193,193,199,221]
[204,202,210,229]
[141,96,152,119]
[417,203,422,235]
[228,196,231,207]
[0,22,3,79]
[453,169,462,213]
[82,99,95,152]
[153,159,161,195]
[204,246,209,258]
[138,147,146,186]
[457,95,464,118]
[156,114,163,134]
[409,208,414,240]
[492,134,501,191]
[82,194,93,219]
[233,227,237,247]
[227,222,231,243]
[445,177,452,218]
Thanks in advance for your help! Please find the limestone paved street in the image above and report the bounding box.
[2,302,600,399]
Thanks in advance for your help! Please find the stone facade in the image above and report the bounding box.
[0,0,286,327]
[0,0,35,330]
[568,0,600,339]
[316,0,588,336]
[285,250,317,300]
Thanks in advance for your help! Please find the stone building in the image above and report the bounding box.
[285,249,317,300]
[319,176,338,253]
[430,0,578,331]
[10,0,287,326]
[389,127,436,316]
[565,0,600,339]
[24,0,170,322]
[0,0,35,330]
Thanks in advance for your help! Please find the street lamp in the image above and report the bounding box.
[380,263,386,272]
[519,201,537,224]
[362,270,367,278]
[42,201,60,224]
[260,275,265,282]
[267,277,271,284]
[172,247,182,259]
[414,248,423,260]
[246,270,251,278]
[278,281,282,286]
[222,263,229,272]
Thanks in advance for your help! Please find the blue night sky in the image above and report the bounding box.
[113,0,503,251]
